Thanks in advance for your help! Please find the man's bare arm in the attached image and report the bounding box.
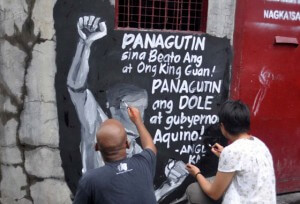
[127,107,157,155]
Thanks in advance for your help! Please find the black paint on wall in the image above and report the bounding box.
[54,0,231,202]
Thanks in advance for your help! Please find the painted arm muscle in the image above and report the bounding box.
[67,40,91,90]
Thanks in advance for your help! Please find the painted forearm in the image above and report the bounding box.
[67,39,92,90]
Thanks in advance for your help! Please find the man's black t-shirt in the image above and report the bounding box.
[73,149,156,204]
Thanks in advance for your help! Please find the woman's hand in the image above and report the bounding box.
[211,143,224,157]
[186,163,201,178]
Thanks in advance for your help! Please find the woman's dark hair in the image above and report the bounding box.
[218,100,250,136]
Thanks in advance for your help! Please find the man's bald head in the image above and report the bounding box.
[96,119,128,161]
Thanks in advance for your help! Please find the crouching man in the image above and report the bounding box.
[73,107,157,204]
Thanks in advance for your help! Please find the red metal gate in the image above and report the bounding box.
[232,0,300,193]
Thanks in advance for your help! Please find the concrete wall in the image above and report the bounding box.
[0,0,72,203]
[0,0,236,203]
[207,0,237,43]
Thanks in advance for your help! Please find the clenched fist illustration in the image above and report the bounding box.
[77,16,107,45]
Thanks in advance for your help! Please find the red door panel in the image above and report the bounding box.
[232,0,300,193]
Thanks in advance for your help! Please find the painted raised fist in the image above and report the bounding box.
[77,16,107,44]
[155,159,188,202]
[165,159,188,185]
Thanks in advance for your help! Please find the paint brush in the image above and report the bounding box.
[120,99,129,109]
[208,143,222,153]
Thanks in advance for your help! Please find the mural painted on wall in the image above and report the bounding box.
[54,1,231,203]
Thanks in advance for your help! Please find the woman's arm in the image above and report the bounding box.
[186,164,235,200]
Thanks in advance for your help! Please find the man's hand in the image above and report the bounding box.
[127,106,157,154]
[127,107,143,125]
[211,143,224,158]
[186,163,201,178]
[77,16,107,45]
